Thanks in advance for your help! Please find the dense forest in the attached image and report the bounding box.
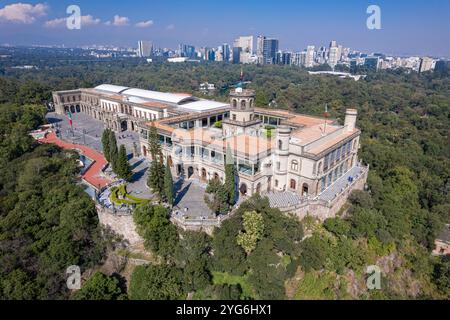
[0,53,448,299]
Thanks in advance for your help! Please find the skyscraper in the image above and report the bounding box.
[292,52,302,66]
[256,35,265,64]
[264,38,279,65]
[305,45,315,68]
[255,35,279,65]
[282,51,292,65]
[328,48,339,67]
[137,41,153,57]
[419,57,435,73]
[233,36,253,54]
[232,47,241,64]
[179,44,196,58]
[364,56,380,71]
[221,44,231,62]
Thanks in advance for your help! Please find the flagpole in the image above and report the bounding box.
[323,104,328,135]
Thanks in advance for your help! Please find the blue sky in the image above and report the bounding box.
[0,0,449,56]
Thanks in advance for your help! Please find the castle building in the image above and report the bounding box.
[52,84,368,219]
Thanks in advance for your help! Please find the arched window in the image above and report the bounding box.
[232,99,237,108]
[278,140,283,150]
[290,179,296,190]
[241,100,246,109]
[250,99,253,107]
[291,160,299,171]
[302,183,309,196]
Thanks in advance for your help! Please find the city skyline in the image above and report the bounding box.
[0,0,449,57]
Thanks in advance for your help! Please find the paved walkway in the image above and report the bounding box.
[173,178,213,218]
[319,166,364,202]
[262,191,304,208]
[38,131,112,190]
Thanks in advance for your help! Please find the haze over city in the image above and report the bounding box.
[0,0,449,57]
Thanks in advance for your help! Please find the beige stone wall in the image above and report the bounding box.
[288,168,368,221]
[97,207,143,246]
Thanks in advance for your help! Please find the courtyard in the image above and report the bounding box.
[45,111,212,217]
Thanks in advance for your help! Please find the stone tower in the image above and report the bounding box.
[222,87,261,136]
[273,125,291,191]
[229,87,255,122]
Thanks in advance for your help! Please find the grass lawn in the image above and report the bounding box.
[110,184,151,206]
[211,271,255,299]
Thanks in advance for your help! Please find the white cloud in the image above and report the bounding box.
[135,20,153,28]
[44,17,65,28]
[81,15,101,26]
[105,15,129,26]
[0,2,48,24]
[166,24,175,31]
[45,15,101,28]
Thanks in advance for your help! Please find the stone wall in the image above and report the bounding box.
[97,206,143,246]
[288,168,368,221]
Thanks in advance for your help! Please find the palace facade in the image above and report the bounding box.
[53,84,368,219]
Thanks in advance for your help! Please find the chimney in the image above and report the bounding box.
[344,109,357,132]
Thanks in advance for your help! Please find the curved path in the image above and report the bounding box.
[38,132,111,190]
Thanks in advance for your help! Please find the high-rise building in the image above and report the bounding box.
[434,60,448,73]
[234,36,253,54]
[350,59,358,74]
[256,35,265,64]
[221,44,230,62]
[179,44,196,58]
[232,47,241,64]
[328,40,339,68]
[264,38,279,65]
[305,45,315,68]
[255,35,279,65]
[419,57,435,73]
[292,52,302,67]
[205,48,216,61]
[282,51,292,65]
[137,41,153,57]
[364,56,380,71]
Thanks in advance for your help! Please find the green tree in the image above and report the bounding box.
[323,217,351,237]
[164,158,174,206]
[204,178,230,215]
[108,130,118,172]
[147,124,165,199]
[176,231,212,292]
[212,215,247,276]
[101,129,111,162]
[71,272,126,300]
[299,234,332,272]
[129,265,184,300]
[236,211,264,254]
[116,144,133,181]
[224,145,237,205]
[133,203,179,259]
